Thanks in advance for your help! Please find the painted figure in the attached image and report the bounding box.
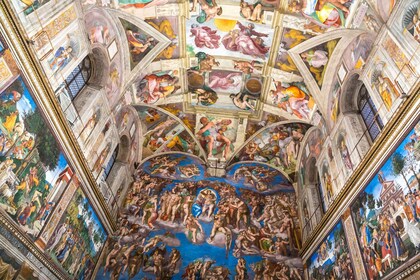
[195,88,219,106]
[374,73,400,111]
[240,0,263,22]
[301,50,328,68]
[270,81,311,119]
[89,24,110,45]
[209,72,242,92]
[191,0,223,23]
[302,0,352,28]
[222,22,269,58]
[126,30,155,55]
[137,72,180,104]
[197,117,232,159]
[190,24,221,49]
[48,46,73,72]
[339,138,353,171]
[404,2,420,43]
[233,60,263,75]
[230,92,256,111]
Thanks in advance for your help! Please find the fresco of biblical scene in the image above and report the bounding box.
[147,16,180,60]
[269,80,315,119]
[237,0,281,23]
[227,162,294,193]
[135,70,181,104]
[120,18,158,70]
[341,34,374,71]
[307,221,355,279]
[186,18,274,61]
[195,114,238,160]
[403,1,420,44]
[136,106,199,158]
[136,106,171,131]
[0,77,71,239]
[300,39,338,88]
[245,112,285,140]
[96,152,302,279]
[351,121,420,280]
[13,0,52,16]
[287,0,355,29]
[233,122,310,176]
[189,69,262,111]
[142,153,206,180]
[275,28,313,73]
[85,10,114,46]
[159,103,196,133]
[45,187,107,279]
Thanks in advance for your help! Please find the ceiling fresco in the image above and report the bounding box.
[230,122,311,178]
[51,0,401,279]
[78,0,391,143]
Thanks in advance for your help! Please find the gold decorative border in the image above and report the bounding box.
[0,211,69,279]
[393,260,420,280]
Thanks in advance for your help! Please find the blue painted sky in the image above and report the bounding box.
[14,77,37,120]
[45,153,69,185]
[364,126,417,200]
[80,194,107,257]
[308,222,343,271]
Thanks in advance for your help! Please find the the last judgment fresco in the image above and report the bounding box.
[97,153,303,279]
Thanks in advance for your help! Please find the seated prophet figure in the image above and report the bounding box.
[302,0,352,28]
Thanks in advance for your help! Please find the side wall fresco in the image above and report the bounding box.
[0,17,109,280]
[298,0,420,245]
[304,119,420,279]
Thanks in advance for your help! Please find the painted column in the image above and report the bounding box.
[342,208,368,280]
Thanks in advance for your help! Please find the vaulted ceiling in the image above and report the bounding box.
[81,0,383,185]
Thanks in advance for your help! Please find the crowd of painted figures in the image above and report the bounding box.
[100,168,303,279]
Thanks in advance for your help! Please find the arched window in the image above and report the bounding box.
[358,85,384,141]
[103,145,119,180]
[64,56,91,99]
